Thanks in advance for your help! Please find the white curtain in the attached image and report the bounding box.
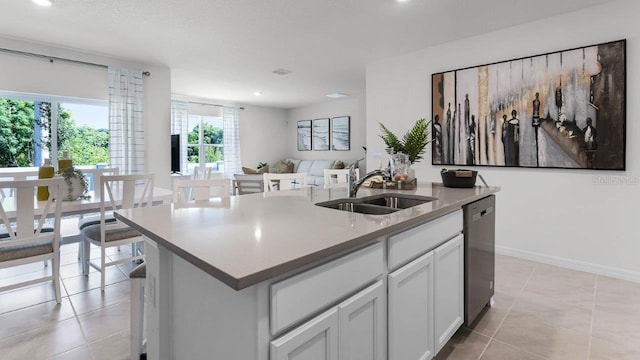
[108,67,144,174]
[171,100,189,174]
[223,107,242,177]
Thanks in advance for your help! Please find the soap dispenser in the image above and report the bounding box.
[37,159,55,201]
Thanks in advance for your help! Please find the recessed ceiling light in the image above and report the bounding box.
[33,0,53,6]
[325,92,349,99]
[253,91,262,96]
[396,0,410,2]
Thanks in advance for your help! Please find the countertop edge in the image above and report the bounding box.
[116,187,498,290]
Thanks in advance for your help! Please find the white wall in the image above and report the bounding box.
[0,36,172,188]
[240,105,289,168]
[366,0,640,281]
[287,97,366,165]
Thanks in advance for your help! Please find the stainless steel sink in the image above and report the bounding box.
[316,194,436,215]
[359,194,437,209]
[317,200,399,215]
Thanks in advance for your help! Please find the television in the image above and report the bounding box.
[171,134,181,174]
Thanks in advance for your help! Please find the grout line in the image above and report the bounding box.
[475,261,537,359]
[587,275,598,359]
[488,338,548,360]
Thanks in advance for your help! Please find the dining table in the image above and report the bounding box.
[0,185,173,244]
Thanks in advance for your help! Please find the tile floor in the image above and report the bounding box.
[436,255,640,360]
[1,247,639,359]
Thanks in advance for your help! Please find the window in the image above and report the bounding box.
[187,115,224,174]
[0,91,108,169]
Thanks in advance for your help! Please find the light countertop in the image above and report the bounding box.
[116,183,499,290]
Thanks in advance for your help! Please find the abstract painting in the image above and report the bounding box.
[297,120,312,151]
[313,118,330,151]
[431,39,625,170]
[331,116,350,151]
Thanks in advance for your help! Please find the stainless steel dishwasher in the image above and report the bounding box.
[463,195,495,326]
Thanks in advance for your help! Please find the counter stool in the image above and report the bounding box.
[130,262,146,360]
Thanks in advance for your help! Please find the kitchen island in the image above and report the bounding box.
[116,183,499,360]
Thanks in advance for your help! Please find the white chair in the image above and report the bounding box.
[234,174,264,195]
[75,167,120,259]
[0,178,64,303]
[323,169,358,188]
[173,178,231,203]
[263,173,308,192]
[192,166,213,180]
[81,173,155,291]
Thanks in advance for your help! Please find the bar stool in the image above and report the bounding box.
[130,262,146,359]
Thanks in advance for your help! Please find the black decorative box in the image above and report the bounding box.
[440,169,477,188]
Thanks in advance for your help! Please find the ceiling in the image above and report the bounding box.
[1,0,615,109]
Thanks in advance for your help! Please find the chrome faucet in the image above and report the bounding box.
[348,164,392,198]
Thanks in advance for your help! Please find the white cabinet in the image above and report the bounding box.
[271,280,385,360]
[388,251,434,360]
[270,307,339,360]
[433,233,464,353]
[338,281,385,360]
[388,234,464,360]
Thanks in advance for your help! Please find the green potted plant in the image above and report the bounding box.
[59,166,89,201]
[378,118,431,163]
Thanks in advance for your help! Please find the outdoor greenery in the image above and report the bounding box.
[187,123,223,163]
[0,99,109,167]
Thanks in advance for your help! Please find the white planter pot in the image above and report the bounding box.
[62,176,85,201]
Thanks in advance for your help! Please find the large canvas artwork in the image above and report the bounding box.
[431,39,626,170]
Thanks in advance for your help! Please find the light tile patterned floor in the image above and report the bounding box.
[1,246,639,359]
[436,255,640,360]
[0,243,134,360]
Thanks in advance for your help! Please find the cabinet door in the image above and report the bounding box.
[434,233,464,353]
[270,307,339,360]
[388,252,434,360]
[338,281,385,360]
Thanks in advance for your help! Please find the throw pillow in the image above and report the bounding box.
[332,160,345,169]
[242,165,269,174]
[273,160,294,174]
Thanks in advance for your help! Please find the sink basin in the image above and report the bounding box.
[317,200,399,215]
[316,194,436,215]
[359,194,437,209]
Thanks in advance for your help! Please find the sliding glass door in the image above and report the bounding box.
[0,91,108,169]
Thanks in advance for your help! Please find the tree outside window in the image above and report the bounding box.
[0,96,109,168]
[187,115,224,173]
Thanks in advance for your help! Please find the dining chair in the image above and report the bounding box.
[75,167,120,259]
[173,178,231,203]
[323,169,358,188]
[192,166,213,180]
[263,173,308,192]
[0,178,64,303]
[81,173,155,291]
[234,174,264,195]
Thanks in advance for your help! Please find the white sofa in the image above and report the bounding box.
[235,158,361,191]
[286,159,337,186]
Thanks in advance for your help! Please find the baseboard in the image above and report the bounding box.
[496,245,640,284]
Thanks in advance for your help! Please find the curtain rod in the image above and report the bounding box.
[180,100,245,110]
[0,47,151,76]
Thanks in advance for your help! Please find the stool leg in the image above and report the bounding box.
[82,238,90,276]
[130,277,145,359]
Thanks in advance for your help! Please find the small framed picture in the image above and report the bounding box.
[331,116,350,151]
[312,118,330,151]
[297,120,312,151]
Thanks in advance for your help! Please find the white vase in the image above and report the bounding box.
[63,176,85,201]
